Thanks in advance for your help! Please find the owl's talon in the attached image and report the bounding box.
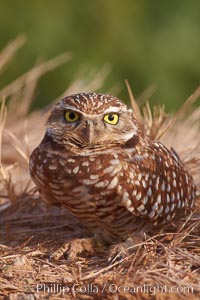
[108,234,146,264]
[108,243,129,264]
[64,238,96,261]
[49,242,71,261]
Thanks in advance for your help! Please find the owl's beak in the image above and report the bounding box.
[81,120,96,145]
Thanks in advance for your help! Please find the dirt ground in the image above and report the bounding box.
[1,192,200,300]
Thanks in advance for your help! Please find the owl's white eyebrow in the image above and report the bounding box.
[61,104,80,111]
[102,107,125,114]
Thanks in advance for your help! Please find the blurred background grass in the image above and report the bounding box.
[0,0,200,111]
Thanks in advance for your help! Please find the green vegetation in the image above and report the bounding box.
[0,0,200,111]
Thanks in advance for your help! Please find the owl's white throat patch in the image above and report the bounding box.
[122,130,138,141]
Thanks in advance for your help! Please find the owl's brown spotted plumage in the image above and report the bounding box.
[29,93,196,243]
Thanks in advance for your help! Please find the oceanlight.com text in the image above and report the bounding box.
[35,283,193,296]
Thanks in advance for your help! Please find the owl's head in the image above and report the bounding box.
[46,93,140,152]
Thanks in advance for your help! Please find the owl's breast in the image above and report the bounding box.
[29,146,126,207]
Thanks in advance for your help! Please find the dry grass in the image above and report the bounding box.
[0,37,200,300]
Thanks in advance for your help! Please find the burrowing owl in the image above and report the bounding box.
[29,93,196,243]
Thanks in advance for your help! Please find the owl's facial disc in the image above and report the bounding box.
[46,93,139,150]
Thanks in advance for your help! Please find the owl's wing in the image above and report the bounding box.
[120,142,190,224]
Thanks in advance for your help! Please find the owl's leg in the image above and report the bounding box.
[107,234,145,264]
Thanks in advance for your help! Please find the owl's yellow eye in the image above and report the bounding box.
[103,113,119,125]
[65,111,80,123]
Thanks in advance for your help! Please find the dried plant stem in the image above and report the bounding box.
[0,52,72,99]
[0,98,7,167]
[0,35,26,74]
[125,79,143,124]
[156,85,200,140]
